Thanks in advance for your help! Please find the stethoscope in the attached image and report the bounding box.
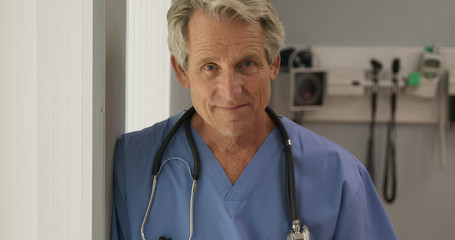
[140,106,310,240]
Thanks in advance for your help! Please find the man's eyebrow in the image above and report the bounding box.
[194,53,262,66]
[196,57,218,66]
[241,54,261,61]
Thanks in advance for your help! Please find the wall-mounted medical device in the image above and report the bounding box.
[280,47,313,73]
[421,45,442,79]
[405,45,443,98]
[273,45,454,124]
[289,68,327,111]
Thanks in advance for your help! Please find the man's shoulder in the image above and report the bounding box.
[281,116,352,156]
[119,110,185,147]
[281,116,366,181]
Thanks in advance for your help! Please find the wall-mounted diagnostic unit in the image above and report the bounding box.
[405,45,443,98]
[289,68,327,111]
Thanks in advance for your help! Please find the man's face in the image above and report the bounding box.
[173,10,280,138]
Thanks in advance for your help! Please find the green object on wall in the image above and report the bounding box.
[408,72,421,86]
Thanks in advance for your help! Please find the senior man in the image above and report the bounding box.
[111,0,398,239]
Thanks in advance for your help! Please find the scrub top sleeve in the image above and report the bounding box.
[111,137,130,240]
[333,165,398,240]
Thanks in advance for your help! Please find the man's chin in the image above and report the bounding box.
[213,120,253,138]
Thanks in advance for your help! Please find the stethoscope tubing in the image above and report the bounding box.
[141,175,157,240]
[142,106,307,239]
[143,106,198,240]
[184,116,200,180]
[152,107,197,177]
[141,157,196,240]
[265,107,299,222]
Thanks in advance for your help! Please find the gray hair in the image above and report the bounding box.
[167,0,285,70]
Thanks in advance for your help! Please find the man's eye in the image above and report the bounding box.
[204,64,216,71]
[243,61,252,67]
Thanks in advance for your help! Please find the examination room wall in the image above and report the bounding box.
[169,0,455,239]
[271,0,455,240]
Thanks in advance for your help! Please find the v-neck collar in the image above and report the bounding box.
[191,126,282,217]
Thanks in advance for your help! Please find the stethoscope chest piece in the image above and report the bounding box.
[286,220,310,240]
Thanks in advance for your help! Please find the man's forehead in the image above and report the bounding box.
[187,11,263,46]
[188,34,265,65]
[185,10,266,64]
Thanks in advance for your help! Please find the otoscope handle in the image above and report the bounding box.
[367,59,381,184]
[371,92,377,118]
[392,58,400,74]
[391,58,400,115]
[391,93,397,116]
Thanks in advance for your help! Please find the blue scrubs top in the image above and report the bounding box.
[111,111,397,240]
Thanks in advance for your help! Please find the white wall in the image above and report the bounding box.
[126,0,172,132]
[0,0,93,239]
[273,0,455,47]
[1,0,174,239]
[104,1,173,239]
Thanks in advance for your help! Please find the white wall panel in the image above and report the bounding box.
[37,0,53,239]
[82,0,94,238]
[126,0,172,132]
[0,0,17,239]
[0,0,93,239]
[14,0,39,239]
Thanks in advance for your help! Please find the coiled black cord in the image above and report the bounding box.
[366,59,382,184]
[383,58,400,203]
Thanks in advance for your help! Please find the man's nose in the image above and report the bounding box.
[219,69,242,99]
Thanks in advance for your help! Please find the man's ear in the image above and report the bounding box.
[171,55,190,88]
[269,54,281,81]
